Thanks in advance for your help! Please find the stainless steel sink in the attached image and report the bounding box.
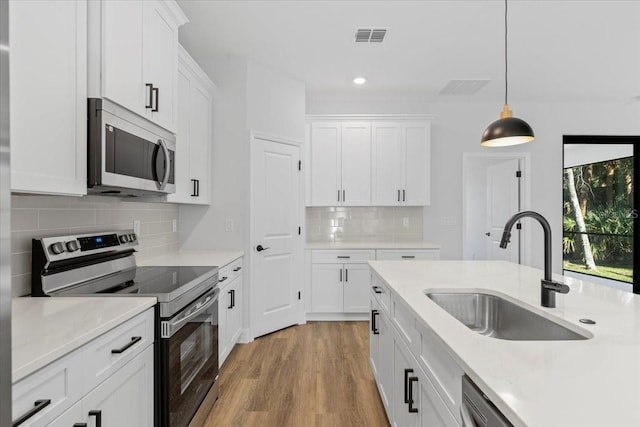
[426,291,591,341]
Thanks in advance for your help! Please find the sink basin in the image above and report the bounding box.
[426,291,591,341]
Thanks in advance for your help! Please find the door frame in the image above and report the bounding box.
[462,152,532,265]
[249,130,305,339]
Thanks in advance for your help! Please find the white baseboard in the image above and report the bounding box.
[305,312,369,322]
[237,328,253,343]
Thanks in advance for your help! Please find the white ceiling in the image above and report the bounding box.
[177,0,640,103]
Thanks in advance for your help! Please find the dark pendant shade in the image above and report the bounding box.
[480,116,535,147]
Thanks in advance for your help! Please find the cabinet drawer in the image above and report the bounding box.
[219,258,243,286]
[416,321,463,421]
[371,274,391,315]
[13,350,83,426]
[391,296,419,354]
[311,250,375,264]
[82,308,154,393]
[376,249,440,260]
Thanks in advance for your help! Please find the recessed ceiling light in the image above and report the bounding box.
[353,77,366,85]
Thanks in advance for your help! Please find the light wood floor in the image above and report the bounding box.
[201,321,389,427]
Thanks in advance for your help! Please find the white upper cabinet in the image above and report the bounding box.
[9,0,88,196]
[309,121,371,206]
[166,46,214,205]
[308,116,431,207]
[93,0,187,133]
[372,121,431,206]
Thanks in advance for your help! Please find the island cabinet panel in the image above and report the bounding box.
[370,271,463,427]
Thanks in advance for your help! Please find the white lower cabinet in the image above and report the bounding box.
[371,274,461,427]
[310,250,374,314]
[13,309,154,427]
[218,258,244,367]
[48,346,154,427]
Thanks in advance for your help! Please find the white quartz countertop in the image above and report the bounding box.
[138,250,244,268]
[12,297,156,383]
[306,241,440,250]
[368,260,640,427]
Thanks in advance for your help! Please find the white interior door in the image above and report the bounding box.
[486,159,521,262]
[252,137,303,338]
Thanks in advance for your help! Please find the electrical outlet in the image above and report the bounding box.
[225,219,234,232]
[172,219,178,232]
[133,220,141,236]
[402,217,409,227]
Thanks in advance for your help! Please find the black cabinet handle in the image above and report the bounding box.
[371,309,379,334]
[338,189,341,202]
[337,256,351,259]
[145,83,154,108]
[345,268,348,282]
[232,289,235,308]
[228,290,233,309]
[152,87,159,112]
[111,336,142,354]
[401,255,416,259]
[342,189,345,202]
[339,269,342,282]
[256,245,270,252]
[12,399,51,426]
[398,189,401,202]
[191,179,198,197]
[372,286,382,294]
[73,424,87,427]
[89,410,102,427]
[219,276,228,283]
[233,266,242,272]
[403,189,406,202]
[196,179,200,197]
[408,376,419,413]
[404,369,413,404]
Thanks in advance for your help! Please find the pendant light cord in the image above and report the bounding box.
[504,0,508,106]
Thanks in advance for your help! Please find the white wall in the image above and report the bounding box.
[307,94,640,272]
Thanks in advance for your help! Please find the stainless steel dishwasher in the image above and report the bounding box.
[460,375,513,427]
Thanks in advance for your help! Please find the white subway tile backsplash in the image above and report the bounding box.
[306,206,423,243]
[10,194,179,296]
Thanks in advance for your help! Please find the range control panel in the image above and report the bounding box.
[39,230,138,261]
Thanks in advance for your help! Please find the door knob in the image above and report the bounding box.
[256,244,270,252]
[485,232,491,236]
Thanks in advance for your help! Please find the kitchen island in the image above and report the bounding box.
[368,260,640,427]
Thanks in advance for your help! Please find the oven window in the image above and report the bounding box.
[180,319,213,394]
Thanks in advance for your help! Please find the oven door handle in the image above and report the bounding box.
[161,288,219,338]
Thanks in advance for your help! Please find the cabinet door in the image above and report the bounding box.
[378,309,394,415]
[166,65,193,203]
[341,122,371,206]
[372,123,402,205]
[143,0,178,132]
[402,122,431,206]
[369,295,381,379]
[102,0,145,116]
[310,123,341,206]
[310,264,343,312]
[393,340,420,427]
[226,275,243,348]
[218,285,230,367]
[188,82,212,204]
[79,346,154,427]
[343,264,371,313]
[9,0,87,196]
[418,368,459,427]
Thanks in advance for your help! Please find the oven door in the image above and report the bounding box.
[159,288,219,427]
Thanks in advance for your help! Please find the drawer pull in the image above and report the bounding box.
[408,376,419,413]
[12,399,51,426]
[372,286,383,294]
[111,336,142,354]
[219,276,228,283]
[89,410,102,427]
[403,369,413,404]
[371,309,379,334]
[337,256,351,259]
[233,266,242,272]
[401,255,416,259]
[73,424,87,427]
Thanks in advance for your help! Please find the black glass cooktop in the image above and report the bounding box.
[101,266,218,297]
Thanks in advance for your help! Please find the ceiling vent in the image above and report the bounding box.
[439,79,491,95]
[355,28,387,43]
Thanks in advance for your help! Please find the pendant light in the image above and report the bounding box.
[481,0,534,147]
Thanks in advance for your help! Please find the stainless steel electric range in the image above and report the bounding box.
[31,230,219,427]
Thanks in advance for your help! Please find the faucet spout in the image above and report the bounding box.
[499,210,569,308]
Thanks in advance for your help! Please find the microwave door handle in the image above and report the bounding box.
[157,139,171,190]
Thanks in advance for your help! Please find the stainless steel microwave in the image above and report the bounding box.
[88,98,176,197]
